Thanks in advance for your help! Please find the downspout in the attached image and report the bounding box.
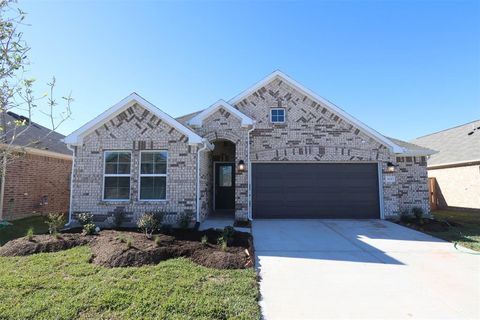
[247,124,255,220]
[196,140,210,223]
[65,144,76,227]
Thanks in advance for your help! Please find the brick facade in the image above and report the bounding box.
[69,75,430,224]
[2,152,71,220]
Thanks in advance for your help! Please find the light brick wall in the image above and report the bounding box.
[71,103,198,226]
[428,165,480,210]
[3,152,71,220]
[193,108,249,220]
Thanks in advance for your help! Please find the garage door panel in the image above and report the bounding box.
[252,163,380,219]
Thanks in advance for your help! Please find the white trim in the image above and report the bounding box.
[65,145,76,226]
[0,143,72,161]
[187,99,254,127]
[138,150,168,201]
[64,93,203,145]
[228,70,404,153]
[270,108,286,124]
[378,163,385,219]
[102,150,132,201]
[427,158,480,169]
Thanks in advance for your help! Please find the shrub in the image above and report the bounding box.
[117,235,126,243]
[126,238,133,248]
[45,213,64,235]
[178,212,192,229]
[137,212,163,239]
[113,210,126,228]
[222,226,235,245]
[83,223,96,235]
[154,235,161,247]
[77,212,94,226]
[26,227,34,241]
[201,235,208,246]
[217,237,228,251]
[412,207,424,220]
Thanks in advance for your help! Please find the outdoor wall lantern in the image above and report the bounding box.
[238,160,246,172]
[386,162,396,173]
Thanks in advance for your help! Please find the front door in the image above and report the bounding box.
[214,162,235,211]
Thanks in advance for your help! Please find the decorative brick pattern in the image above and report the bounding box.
[3,152,71,220]
[71,103,198,226]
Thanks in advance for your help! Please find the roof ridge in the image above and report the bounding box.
[414,119,480,140]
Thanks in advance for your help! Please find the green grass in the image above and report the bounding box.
[0,216,54,246]
[429,210,480,252]
[0,246,260,320]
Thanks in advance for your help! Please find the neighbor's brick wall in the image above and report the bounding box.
[3,152,71,220]
[428,164,480,210]
[193,108,249,220]
[71,103,198,226]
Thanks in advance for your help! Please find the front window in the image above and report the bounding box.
[270,108,285,123]
[103,151,131,200]
[139,151,167,200]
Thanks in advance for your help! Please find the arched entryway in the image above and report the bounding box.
[211,139,236,217]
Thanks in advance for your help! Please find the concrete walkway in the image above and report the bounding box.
[253,219,480,320]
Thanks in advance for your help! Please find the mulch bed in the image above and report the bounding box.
[398,218,452,232]
[0,229,253,270]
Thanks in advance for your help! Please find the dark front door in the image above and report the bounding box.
[252,163,380,219]
[215,162,235,211]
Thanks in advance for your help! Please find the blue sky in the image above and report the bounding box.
[19,0,480,140]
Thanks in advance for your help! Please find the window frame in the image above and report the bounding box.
[102,150,132,202]
[270,108,286,124]
[138,150,168,201]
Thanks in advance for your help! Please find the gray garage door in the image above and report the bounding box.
[252,163,380,219]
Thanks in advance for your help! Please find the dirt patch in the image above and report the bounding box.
[0,229,253,269]
[0,234,91,257]
[398,218,450,233]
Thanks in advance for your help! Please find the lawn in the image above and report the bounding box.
[0,246,260,320]
[429,210,480,252]
[0,215,57,246]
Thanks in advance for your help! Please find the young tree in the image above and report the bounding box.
[0,0,73,221]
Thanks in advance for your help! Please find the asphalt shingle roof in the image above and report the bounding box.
[411,120,480,166]
[3,112,72,155]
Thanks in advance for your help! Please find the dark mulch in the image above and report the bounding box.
[398,218,451,232]
[0,234,91,257]
[0,229,253,270]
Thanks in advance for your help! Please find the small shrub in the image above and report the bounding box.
[178,212,192,229]
[137,212,163,239]
[117,236,126,243]
[53,232,62,240]
[45,213,64,235]
[77,212,93,226]
[26,227,34,241]
[126,238,133,248]
[82,223,96,235]
[201,235,208,246]
[113,210,126,228]
[154,235,161,247]
[222,226,235,245]
[217,237,228,251]
[412,207,424,220]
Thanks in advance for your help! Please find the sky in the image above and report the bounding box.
[14,0,480,140]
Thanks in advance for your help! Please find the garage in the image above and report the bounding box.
[252,163,380,219]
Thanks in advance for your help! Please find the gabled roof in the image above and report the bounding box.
[412,120,480,167]
[228,70,408,154]
[187,99,254,127]
[64,93,203,145]
[387,137,436,157]
[4,111,71,155]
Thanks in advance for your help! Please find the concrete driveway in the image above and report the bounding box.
[253,219,480,320]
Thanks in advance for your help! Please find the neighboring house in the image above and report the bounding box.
[64,71,434,226]
[0,112,72,220]
[412,121,480,211]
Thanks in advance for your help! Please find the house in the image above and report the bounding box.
[412,120,480,211]
[0,112,72,221]
[64,71,435,226]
